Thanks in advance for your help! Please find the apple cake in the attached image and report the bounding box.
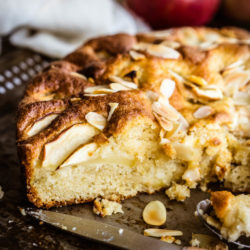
[211,191,250,241]
[17,27,250,208]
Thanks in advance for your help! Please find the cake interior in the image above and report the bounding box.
[31,117,185,206]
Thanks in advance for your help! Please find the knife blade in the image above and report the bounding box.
[26,208,186,250]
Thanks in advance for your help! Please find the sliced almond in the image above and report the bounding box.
[109,75,137,89]
[142,200,167,226]
[60,143,98,168]
[154,112,173,131]
[109,83,130,91]
[143,30,173,39]
[192,86,223,100]
[144,228,183,237]
[223,60,244,72]
[224,71,250,90]
[222,60,246,78]
[147,44,180,59]
[129,50,145,60]
[183,80,195,89]
[160,79,176,99]
[178,114,189,131]
[203,31,221,43]
[152,97,188,132]
[193,106,213,119]
[221,37,238,44]
[27,114,58,137]
[179,27,199,45]
[186,75,207,87]
[133,42,180,59]
[85,85,111,94]
[108,103,119,121]
[233,91,250,105]
[42,124,98,170]
[85,112,106,130]
[161,40,180,49]
[167,69,184,82]
[152,101,180,122]
[223,66,245,77]
[84,94,107,97]
[199,41,217,50]
[70,72,87,80]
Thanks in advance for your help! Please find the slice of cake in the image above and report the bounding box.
[211,191,250,241]
[17,27,250,208]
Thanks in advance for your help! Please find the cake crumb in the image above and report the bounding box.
[93,198,123,217]
[190,238,200,247]
[165,182,190,202]
[211,191,250,242]
[161,236,175,243]
[175,239,181,245]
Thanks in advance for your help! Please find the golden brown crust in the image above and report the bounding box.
[65,33,136,78]
[210,191,234,219]
[17,99,68,140]
[17,27,250,208]
[23,64,93,102]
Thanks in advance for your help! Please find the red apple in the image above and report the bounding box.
[126,0,221,29]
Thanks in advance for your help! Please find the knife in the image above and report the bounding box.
[26,208,191,250]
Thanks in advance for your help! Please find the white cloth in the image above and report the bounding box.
[0,0,149,58]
